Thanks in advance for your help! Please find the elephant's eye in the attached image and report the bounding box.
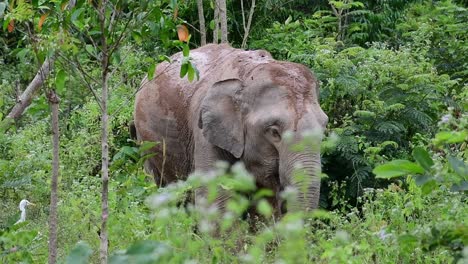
[265,125,281,142]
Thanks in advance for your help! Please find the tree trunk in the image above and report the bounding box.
[47,89,60,264]
[1,57,54,132]
[213,3,219,44]
[241,0,256,49]
[99,1,110,263]
[197,0,206,46]
[218,0,228,43]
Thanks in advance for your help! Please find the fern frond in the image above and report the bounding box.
[375,121,407,135]
[403,107,433,128]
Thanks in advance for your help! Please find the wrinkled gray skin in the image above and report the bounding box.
[133,44,328,215]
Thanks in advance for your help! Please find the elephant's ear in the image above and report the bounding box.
[198,79,244,158]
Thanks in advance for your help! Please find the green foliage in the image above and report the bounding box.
[374,108,468,192]
[396,1,468,91]
[0,224,38,263]
[252,17,459,205]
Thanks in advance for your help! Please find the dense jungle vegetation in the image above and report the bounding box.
[1,0,467,263]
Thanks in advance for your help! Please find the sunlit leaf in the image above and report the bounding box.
[7,19,14,32]
[177,25,189,42]
[147,63,156,81]
[253,188,274,200]
[38,13,48,31]
[434,131,467,145]
[257,199,273,217]
[373,160,424,179]
[132,30,142,44]
[3,17,10,31]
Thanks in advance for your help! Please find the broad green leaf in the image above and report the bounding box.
[66,242,92,264]
[398,234,418,250]
[169,0,177,9]
[447,156,468,178]
[109,241,172,264]
[55,69,67,91]
[158,55,171,62]
[187,63,195,82]
[71,8,84,22]
[434,131,467,145]
[412,147,434,171]
[450,181,468,192]
[373,160,424,179]
[147,63,156,81]
[257,199,273,217]
[253,188,274,200]
[132,31,142,44]
[182,44,189,57]
[354,110,376,118]
[85,45,95,56]
[119,146,138,161]
[139,141,158,153]
[414,175,432,186]
[3,18,11,31]
[193,64,200,80]
[421,179,437,195]
[180,63,188,78]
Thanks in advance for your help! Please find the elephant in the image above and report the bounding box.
[132,44,328,215]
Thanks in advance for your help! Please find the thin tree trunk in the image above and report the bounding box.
[241,0,256,49]
[98,0,110,263]
[47,89,60,264]
[197,0,206,46]
[218,0,228,43]
[213,4,219,44]
[1,58,54,132]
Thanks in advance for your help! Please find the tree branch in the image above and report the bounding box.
[241,0,256,49]
[1,57,54,132]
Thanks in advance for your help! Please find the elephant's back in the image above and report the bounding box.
[135,44,273,127]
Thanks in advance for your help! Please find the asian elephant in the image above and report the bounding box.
[133,44,328,215]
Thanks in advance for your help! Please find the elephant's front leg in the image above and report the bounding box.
[193,141,234,234]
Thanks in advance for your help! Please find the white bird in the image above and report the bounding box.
[15,199,35,224]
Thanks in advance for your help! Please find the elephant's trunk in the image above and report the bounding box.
[279,138,322,212]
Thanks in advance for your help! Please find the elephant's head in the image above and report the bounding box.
[198,62,328,213]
